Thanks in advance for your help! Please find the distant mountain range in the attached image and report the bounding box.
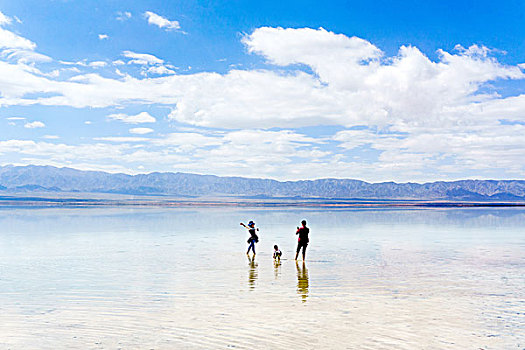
[0,165,524,201]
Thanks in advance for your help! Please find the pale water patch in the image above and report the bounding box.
[0,207,523,349]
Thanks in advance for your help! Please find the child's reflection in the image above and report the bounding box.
[247,255,258,290]
[296,260,309,302]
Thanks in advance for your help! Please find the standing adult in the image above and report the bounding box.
[240,221,259,256]
[295,219,309,260]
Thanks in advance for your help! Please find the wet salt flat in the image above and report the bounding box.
[0,207,524,349]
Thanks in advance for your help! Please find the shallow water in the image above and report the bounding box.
[0,207,524,349]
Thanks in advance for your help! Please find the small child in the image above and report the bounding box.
[273,244,282,260]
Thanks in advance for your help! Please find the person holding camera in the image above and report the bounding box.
[295,219,309,261]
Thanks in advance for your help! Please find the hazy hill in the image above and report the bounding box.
[0,165,524,200]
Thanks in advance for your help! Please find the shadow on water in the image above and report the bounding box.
[247,255,258,290]
[296,261,309,302]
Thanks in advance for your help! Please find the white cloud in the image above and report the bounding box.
[84,121,92,125]
[1,48,52,63]
[114,68,126,77]
[0,26,36,50]
[0,129,327,179]
[0,11,12,26]
[0,139,181,175]
[116,11,132,21]
[0,12,38,64]
[45,69,60,78]
[6,116,25,120]
[144,11,180,31]
[61,67,81,74]
[98,34,109,40]
[122,50,163,65]
[152,132,224,149]
[89,61,107,68]
[146,129,327,176]
[24,121,45,128]
[107,112,156,124]
[376,125,525,173]
[0,29,523,130]
[42,135,59,139]
[59,60,87,66]
[0,25,523,181]
[94,136,149,142]
[147,65,175,75]
[1,120,523,181]
[334,129,383,150]
[129,127,154,134]
[243,27,382,89]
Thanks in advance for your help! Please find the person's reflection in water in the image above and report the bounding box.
[247,255,258,290]
[296,261,309,302]
[273,259,281,279]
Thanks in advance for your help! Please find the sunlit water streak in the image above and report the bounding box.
[0,207,523,349]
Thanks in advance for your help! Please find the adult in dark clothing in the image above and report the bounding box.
[295,219,309,260]
[240,220,259,256]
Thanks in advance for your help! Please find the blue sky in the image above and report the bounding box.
[0,0,524,182]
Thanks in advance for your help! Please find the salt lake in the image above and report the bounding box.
[0,206,523,349]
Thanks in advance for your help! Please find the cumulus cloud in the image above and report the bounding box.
[0,25,523,180]
[98,34,109,40]
[24,121,45,128]
[3,28,521,129]
[144,11,180,31]
[0,29,523,130]
[107,112,156,124]
[1,31,513,130]
[243,27,382,89]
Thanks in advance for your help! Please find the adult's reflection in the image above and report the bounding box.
[247,255,258,290]
[296,260,309,302]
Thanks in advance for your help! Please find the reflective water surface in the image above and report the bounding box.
[0,207,524,349]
